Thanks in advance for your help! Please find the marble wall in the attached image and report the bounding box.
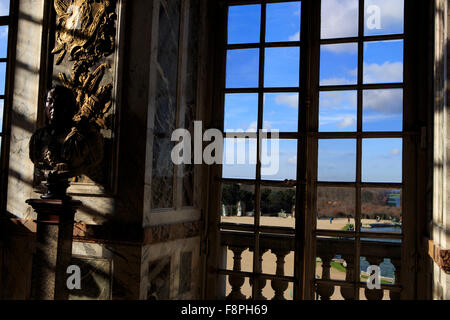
[2,0,207,300]
[71,241,142,300]
[148,0,182,210]
[6,0,45,221]
[140,236,201,299]
[432,0,450,300]
[0,221,35,299]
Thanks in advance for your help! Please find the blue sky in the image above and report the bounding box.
[223,0,404,182]
[0,0,8,134]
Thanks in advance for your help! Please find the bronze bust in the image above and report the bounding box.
[29,85,104,199]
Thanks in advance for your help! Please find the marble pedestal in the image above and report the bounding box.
[26,199,82,300]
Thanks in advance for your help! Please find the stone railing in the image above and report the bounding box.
[220,231,401,300]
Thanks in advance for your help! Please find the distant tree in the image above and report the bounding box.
[362,190,374,203]
[240,189,254,212]
[260,188,272,214]
[222,184,240,206]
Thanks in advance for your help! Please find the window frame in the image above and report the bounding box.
[206,0,421,300]
[0,0,18,218]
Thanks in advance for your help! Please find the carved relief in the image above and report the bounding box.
[428,239,450,274]
[51,0,118,186]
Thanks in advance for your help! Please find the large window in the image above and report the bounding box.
[214,0,412,300]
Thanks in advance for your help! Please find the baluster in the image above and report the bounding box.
[316,254,335,300]
[270,249,289,300]
[389,258,401,300]
[227,246,246,300]
[249,248,268,300]
[340,254,355,300]
[364,257,384,300]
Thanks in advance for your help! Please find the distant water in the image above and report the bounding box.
[360,226,402,244]
[360,226,401,279]
[334,226,400,280]
[360,258,395,279]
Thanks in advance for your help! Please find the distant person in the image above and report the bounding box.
[329,217,333,224]
[347,216,351,223]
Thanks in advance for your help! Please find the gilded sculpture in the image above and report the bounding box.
[52,0,117,131]
[29,0,117,198]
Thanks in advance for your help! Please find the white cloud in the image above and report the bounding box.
[337,116,356,129]
[321,0,358,39]
[0,3,8,17]
[390,148,401,156]
[0,27,7,39]
[321,0,403,39]
[364,89,402,114]
[322,43,358,54]
[365,0,404,32]
[320,77,355,86]
[321,0,404,38]
[275,94,298,108]
[320,91,357,111]
[363,61,403,83]
[320,114,356,127]
[289,32,300,41]
[288,156,297,165]
[263,121,273,130]
[247,121,257,132]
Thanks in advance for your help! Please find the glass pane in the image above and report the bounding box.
[0,99,3,132]
[224,93,258,132]
[320,43,358,86]
[321,0,358,39]
[361,188,402,233]
[360,257,396,284]
[364,0,404,36]
[363,89,403,132]
[359,238,401,300]
[226,49,259,88]
[317,187,355,231]
[0,62,5,95]
[362,138,402,183]
[222,137,257,179]
[260,186,296,228]
[315,236,355,300]
[363,40,403,84]
[0,0,9,16]
[266,2,301,42]
[318,139,356,182]
[261,139,297,181]
[264,47,299,87]
[152,138,174,208]
[221,183,255,225]
[263,93,298,132]
[319,91,357,132]
[228,5,261,44]
[261,249,294,299]
[0,26,8,58]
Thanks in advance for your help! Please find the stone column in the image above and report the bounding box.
[27,199,81,300]
[271,249,290,300]
[316,254,335,300]
[227,246,246,300]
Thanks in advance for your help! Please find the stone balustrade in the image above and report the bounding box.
[220,231,401,300]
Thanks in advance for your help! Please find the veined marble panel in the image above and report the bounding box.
[140,236,201,299]
[7,0,45,220]
[69,256,112,300]
[150,0,182,209]
[72,240,141,300]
